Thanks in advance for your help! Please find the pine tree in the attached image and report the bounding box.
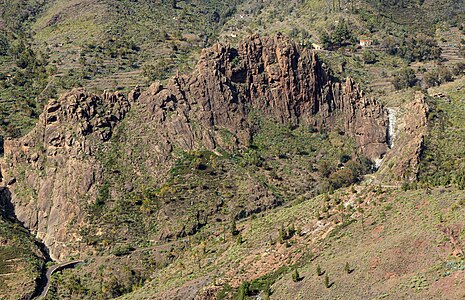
[236,234,243,245]
[344,262,351,274]
[278,224,285,244]
[324,274,330,288]
[231,218,238,236]
[292,268,300,282]
[317,264,323,276]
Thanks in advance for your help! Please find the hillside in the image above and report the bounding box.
[0,187,46,300]
[0,0,242,142]
[117,186,465,300]
[1,0,465,143]
[1,1,465,300]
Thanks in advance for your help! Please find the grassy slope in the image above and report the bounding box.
[117,185,465,299]
[0,217,45,300]
[0,0,242,139]
[271,187,465,300]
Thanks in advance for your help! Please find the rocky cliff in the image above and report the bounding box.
[378,92,429,182]
[135,33,388,161]
[0,89,137,260]
[0,34,388,261]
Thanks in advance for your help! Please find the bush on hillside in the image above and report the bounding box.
[391,67,417,90]
[321,19,357,50]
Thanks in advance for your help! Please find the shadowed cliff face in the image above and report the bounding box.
[0,34,388,260]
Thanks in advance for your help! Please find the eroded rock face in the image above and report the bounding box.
[0,89,137,260]
[378,92,429,182]
[137,33,388,161]
[0,34,388,260]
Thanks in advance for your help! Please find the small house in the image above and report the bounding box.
[360,39,373,47]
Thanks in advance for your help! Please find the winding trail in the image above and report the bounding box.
[35,260,84,300]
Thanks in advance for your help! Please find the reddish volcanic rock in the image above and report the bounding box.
[0,34,388,260]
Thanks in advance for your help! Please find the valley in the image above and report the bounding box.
[1,1,465,300]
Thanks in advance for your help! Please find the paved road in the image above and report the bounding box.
[36,260,84,299]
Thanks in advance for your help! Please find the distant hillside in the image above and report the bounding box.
[1,0,465,143]
[0,0,243,142]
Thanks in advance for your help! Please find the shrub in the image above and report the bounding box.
[0,34,9,56]
[329,169,357,189]
[143,59,171,81]
[235,282,249,300]
[324,274,330,288]
[111,245,135,256]
[391,68,417,90]
[423,66,453,88]
[292,268,300,282]
[362,49,377,64]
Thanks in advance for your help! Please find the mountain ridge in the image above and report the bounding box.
[1,1,465,298]
[0,34,389,262]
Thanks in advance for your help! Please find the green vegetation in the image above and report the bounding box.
[320,19,357,50]
[292,268,300,282]
[0,0,243,141]
[391,67,417,90]
[317,264,323,276]
[420,77,465,187]
[324,274,330,288]
[0,214,44,299]
[344,262,351,274]
[4,0,465,299]
[109,185,465,299]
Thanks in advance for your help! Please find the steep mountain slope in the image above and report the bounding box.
[0,34,388,260]
[1,1,465,299]
[0,187,46,300]
[0,34,391,299]
[1,88,136,261]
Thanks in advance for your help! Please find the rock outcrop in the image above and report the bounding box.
[0,34,388,260]
[0,89,137,260]
[378,92,429,182]
[136,33,388,161]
